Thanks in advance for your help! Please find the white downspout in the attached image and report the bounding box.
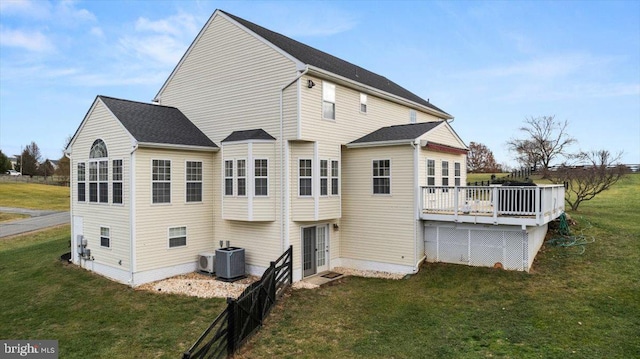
[411,140,422,273]
[280,67,309,252]
[129,143,138,286]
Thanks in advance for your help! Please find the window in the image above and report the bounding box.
[360,93,367,113]
[224,160,233,196]
[410,109,416,123]
[373,159,391,194]
[89,162,98,202]
[320,160,328,196]
[237,160,246,196]
[112,160,123,204]
[77,163,86,202]
[254,159,268,196]
[168,226,186,248]
[152,160,171,203]
[322,81,336,120]
[89,139,108,204]
[98,161,108,203]
[100,226,110,248]
[442,161,449,191]
[454,162,461,186]
[331,160,339,195]
[186,161,202,202]
[299,159,312,196]
[427,159,435,193]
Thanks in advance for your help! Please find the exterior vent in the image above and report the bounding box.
[215,247,245,281]
[197,253,216,274]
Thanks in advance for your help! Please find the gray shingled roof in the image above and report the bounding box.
[349,122,441,144]
[221,11,450,117]
[99,96,217,148]
[222,128,276,142]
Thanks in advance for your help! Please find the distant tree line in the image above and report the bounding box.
[2,141,70,181]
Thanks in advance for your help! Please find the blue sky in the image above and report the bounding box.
[1,0,639,167]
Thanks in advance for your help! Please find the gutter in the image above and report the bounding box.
[346,139,414,149]
[136,142,219,152]
[280,66,310,252]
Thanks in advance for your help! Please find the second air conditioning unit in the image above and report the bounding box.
[197,253,216,274]
[215,247,245,281]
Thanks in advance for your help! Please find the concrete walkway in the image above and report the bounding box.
[0,207,70,238]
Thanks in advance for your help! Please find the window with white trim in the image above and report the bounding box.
[320,160,328,196]
[237,159,246,196]
[77,163,86,202]
[254,159,268,196]
[186,161,202,202]
[410,109,417,123]
[454,162,461,186]
[322,82,336,120]
[360,93,367,113]
[372,159,390,194]
[224,160,233,196]
[89,162,98,202]
[100,226,110,248]
[442,161,449,192]
[168,226,186,248]
[98,161,108,203]
[299,159,312,196]
[112,159,123,204]
[331,160,339,195]
[152,159,171,203]
[427,159,435,193]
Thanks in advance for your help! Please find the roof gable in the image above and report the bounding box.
[98,96,217,149]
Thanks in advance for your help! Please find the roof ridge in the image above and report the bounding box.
[98,95,178,110]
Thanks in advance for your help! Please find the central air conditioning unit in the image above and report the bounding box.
[197,253,216,274]
[215,247,245,282]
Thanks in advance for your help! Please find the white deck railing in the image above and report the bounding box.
[420,185,565,226]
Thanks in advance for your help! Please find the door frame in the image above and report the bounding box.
[301,224,330,278]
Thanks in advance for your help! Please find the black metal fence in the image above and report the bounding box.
[183,246,293,359]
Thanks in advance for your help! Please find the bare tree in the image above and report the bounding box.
[507,116,576,175]
[550,150,629,211]
[467,142,501,173]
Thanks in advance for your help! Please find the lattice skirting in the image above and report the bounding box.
[424,222,547,272]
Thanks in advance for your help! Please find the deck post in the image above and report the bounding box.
[535,187,541,225]
[453,186,459,222]
[492,186,499,223]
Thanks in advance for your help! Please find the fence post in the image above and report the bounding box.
[288,246,293,285]
[226,297,236,356]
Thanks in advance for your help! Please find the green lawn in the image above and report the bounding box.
[238,174,640,358]
[1,177,638,358]
[0,182,70,210]
[0,227,226,358]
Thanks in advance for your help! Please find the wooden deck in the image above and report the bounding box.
[420,185,565,227]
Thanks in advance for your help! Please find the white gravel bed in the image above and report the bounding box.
[137,272,258,298]
[137,267,406,297]
[333,267,406,280]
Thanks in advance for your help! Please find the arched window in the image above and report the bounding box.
[90,139,108,158]
[88,139,108,203]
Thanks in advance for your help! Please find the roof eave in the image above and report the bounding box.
[346,139,415,149]
[306,65,453,120]
[137,142,219,152]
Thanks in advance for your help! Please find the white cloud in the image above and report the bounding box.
[55,0,96,23]
[0,0,50,19]
[90,27,104,38]
[249,3,358,37]
[135,12,199,37]
[0,27,54,52]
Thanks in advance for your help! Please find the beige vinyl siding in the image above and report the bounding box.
[299,75,444,144]
[341,145,416,267]
[156,14,298,146]
[218,221,282,270]
[134,148,214,272]
[70,100,133,269]
[425,122,466,148]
